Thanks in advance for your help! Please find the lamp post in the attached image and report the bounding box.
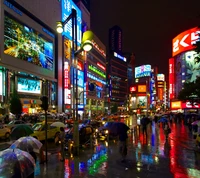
[56,9,93,155]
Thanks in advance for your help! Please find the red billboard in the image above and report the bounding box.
[172,27,200,57]
[158,88,164,101]
[169,58,175,99]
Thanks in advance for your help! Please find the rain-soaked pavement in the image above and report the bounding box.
[34,121,200,178]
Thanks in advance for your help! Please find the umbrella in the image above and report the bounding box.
[104,122,129,135]
[0,148,35,178]
[10,136,43,152]
[141,117,151,125]
[10,124,34,140]
[158,117,168,123]
[192,120,200,126]
[50,121,65,128]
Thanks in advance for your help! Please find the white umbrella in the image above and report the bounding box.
[50,122,65,128]
[0,148,35,178]
[10,136,42,152]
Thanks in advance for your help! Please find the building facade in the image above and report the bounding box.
[0,0,107,117]
[169,27,200,113]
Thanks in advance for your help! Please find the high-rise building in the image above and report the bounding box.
[109,25,123,53]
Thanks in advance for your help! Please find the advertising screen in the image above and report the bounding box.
[135,65,151,78]
[184,50,200,83]
[4,14,54,71]
[17,77,41,94]
[172,27,200,57]
[137,96,147,108]
[62,0,82,46]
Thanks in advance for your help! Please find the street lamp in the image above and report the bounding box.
[56,8,93,155]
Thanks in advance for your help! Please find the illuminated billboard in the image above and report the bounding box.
[172,27,200,57]
[17,77,41,94]
[184,50,200,82]
[135,65,151,78]
[157,74,165,81]
[171,101,181,109]
[61,0,82,46]
[130,86,136,92]
[137,96,147,109]
[138,85,146,93]
[77,70,84,87]
[4,14,54,71]
[169,58,175,99]
[64,61,71,104]
[113,52,127,62]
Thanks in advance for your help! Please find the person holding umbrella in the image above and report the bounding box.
[119,131,128,162]
[164,122,170,140]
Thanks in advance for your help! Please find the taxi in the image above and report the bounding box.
[31,122,61,141]
[0,125,11,139]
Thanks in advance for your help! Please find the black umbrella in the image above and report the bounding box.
[109,122,129,135]
[10,124,34,140]
[141,117,150,125]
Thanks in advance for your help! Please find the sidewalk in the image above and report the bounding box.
[36,136,174,178]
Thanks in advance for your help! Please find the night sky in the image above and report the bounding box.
[90,0,200,76]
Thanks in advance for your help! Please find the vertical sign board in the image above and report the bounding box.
[64,61,71,104]
[169,58,175,99]
[62,0,82,46]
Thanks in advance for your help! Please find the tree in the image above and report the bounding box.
[178,76,200,105]
[10,90,22,119]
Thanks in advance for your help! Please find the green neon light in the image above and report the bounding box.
[88,154,108,175]
[89,65,106,78]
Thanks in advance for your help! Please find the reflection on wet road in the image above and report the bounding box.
[39,121,200,178]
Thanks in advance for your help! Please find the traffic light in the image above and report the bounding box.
[40,96,48,111]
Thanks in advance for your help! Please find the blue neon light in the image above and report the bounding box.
[4,0,22,16]
[78,70,84,87]
[61,0,82,46]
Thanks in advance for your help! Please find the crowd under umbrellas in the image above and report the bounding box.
[0,136,43,178]
[0,121,56,178]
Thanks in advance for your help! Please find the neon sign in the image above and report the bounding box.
[62,0,82,46]
[88,65,106,78]
[169,58,175,99]
[97,62,105,71]
[135,65,151,78]
[172,27,200,56]
[64,61,71,104]
[113,52,126,62]
[157,74,165,81]
[4,0,22,16]
[92,40,106,57]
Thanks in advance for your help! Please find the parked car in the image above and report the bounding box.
[31,122,61,141]
[6,120,32,130]
[0,125,11,139]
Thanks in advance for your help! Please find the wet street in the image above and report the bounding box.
[1,121,200,178]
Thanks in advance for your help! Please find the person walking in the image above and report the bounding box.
[59,127,65,162]
[164,122,170,140]
[119,131,128,162]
